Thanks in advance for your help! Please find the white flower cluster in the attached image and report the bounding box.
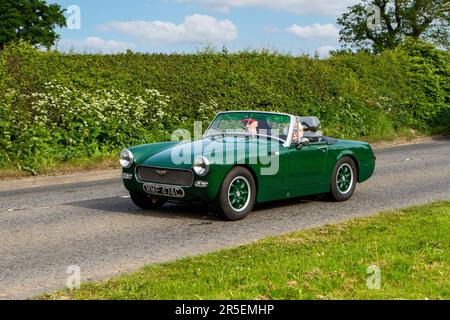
[198,99,219,121]
[29,82,173,133]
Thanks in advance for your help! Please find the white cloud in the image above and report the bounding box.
[316,45,336,58]
[58,37,136,53]
[286,23,339,41]
[178,0,359,16]
[99,14,238,46]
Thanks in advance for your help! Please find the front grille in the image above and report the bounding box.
[136,166,194,186]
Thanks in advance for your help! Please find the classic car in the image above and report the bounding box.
[120,111,376,221]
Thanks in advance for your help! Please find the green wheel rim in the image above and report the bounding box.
[336,163,354,194]
[228,176,251,212]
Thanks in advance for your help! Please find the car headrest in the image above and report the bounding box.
[299,116,321,132]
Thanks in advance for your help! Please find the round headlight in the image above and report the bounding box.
[119,149,134,168]
[193,156,210,176]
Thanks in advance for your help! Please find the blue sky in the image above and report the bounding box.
[50,0,360,56]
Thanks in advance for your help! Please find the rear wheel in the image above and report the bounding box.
[130,192,166,210]
[214,167,256,221]
[330,157,357,202]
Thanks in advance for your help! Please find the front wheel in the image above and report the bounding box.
[214,167,256,221]
[330,157,357,202]
[130,192,166,210]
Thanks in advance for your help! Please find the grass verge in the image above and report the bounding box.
[44,201,450,300]
[0,156,119,180]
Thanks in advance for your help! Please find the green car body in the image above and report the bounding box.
[121,111,376,220]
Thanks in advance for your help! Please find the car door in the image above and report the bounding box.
[285,141,328,187]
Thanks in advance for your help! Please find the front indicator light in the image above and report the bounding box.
[195,181,209,188]
[122,173,133,180]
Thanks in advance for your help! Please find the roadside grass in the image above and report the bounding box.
[0,156,119,180]
[44,201,450,300]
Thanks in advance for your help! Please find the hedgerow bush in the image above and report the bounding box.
[0,82,179,172]
[399,39,450,129]
[0,40,448,173]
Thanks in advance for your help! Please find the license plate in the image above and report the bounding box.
[143,183,185,198]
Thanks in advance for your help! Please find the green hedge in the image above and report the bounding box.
[0,40,448,172]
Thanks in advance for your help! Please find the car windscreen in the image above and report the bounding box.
[205,112,291,142]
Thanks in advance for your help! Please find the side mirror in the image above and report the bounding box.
[295,137,310,150]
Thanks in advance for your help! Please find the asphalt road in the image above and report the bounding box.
[1,139,449,299]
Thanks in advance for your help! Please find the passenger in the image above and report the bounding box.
[292,118,304,144]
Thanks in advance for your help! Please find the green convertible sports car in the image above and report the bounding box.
[120,111,376,221]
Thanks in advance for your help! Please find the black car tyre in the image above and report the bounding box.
[330,156,357,202]
[130,192,166,210]
[214,167,257,221]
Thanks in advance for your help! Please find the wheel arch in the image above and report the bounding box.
[336,153,360,182]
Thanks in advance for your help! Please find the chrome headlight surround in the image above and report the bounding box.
[193,156,210,177]
[119,149,134,169]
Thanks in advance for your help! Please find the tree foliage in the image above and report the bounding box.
[0,0,66,49]
[338,0,450,52]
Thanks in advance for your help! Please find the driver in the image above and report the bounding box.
[241,118,259,135]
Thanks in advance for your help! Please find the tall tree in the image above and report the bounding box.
[0,0,66,50]
[338,0,450,53]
